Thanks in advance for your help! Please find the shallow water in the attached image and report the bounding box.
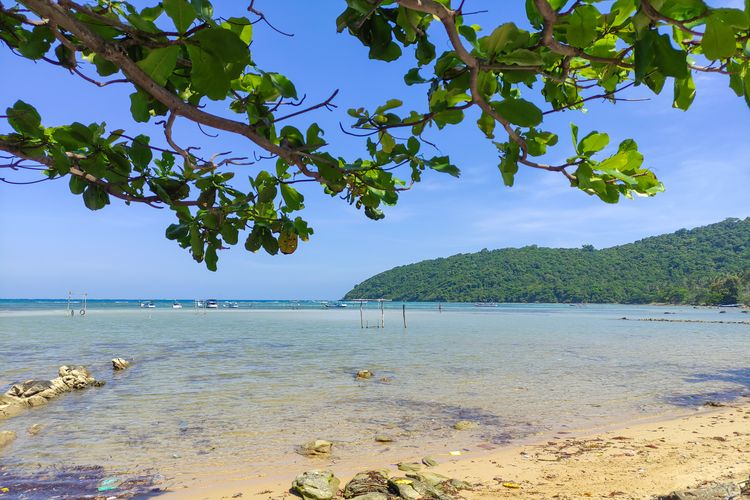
[0,301,748,495]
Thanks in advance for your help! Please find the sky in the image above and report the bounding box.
[0,1,749,299]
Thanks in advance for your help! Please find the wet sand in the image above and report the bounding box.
[165,398,750,499]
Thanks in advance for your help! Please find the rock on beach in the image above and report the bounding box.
[291,470,340,500]
[0,365,103,421]
[297,440,333,457]
[0,430,16,450]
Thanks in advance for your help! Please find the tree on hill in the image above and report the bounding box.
[1,0,748,269]
[343,218,750,305]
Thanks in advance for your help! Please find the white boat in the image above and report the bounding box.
[323,302,348,309]
[172,301,183,309]
[223,301,239,309]
[140,301,156,308]
[206,299,219,309]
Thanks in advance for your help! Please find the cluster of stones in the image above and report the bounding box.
[291,468,471,500]
[0,365,104,420]
[0,359,129,424]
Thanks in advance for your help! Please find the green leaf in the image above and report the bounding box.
[204,245,218,271]
[280,183,304,211]
[375,99,403,114]
[50,147,71,175]
[244,227,263,252]
[570,123,579,152]
[261,231,279,255]
[220,224,239,245]
[404,68,428,85]
[567,5,599,48]
[702,14,737,60]
[483,23,518,56]
[634,30,656,83]
[380,131,396,153]
[497,48,543,66]
[7,100,42,137]
[188,27,250,99]
[497,141,520,187]
[69,175,87,195]
[415,37,436,66]
[129,135,153,169]
[136,46,180,86]
[653,34,688,78]
[268,73,297,99]
[82,185,110,210]
[712,8,749,29]
[187,45,227,99]
[673,74,696,110]
[477,112,496,138]
[190,0,214,21]
[492,99,543,127]
[17,26,53,59]
[163,0,195,33]
[579,132,610,155]
[222,17,253,44]
[166,223,189,240]
[429,156,460,177]
[129,91,150,122]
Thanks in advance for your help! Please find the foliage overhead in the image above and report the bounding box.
[344,218,750,305]
[1,0,748,270]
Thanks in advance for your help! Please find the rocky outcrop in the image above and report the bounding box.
[112,358,130,370]
[657,482,742,500]
[297,440,333,457]
[343,470,391,498]
[0,365,104,420]
[356,370,374,380]
[291,470,340,500]
[0,430,16,450]
[452,420,478,431]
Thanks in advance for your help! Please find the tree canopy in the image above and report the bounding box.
[344,217,750,305]
[1,0,748,270]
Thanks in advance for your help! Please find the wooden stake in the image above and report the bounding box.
[402,304,407,328]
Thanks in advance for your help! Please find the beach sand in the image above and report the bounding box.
[165,399,750,499]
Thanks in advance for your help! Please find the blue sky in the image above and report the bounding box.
[1,1,748,299]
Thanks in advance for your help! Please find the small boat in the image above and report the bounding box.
[323,302,348,309]
[205,299,219,309]
[140,301,156,309]
[172,301,183,309]
[223,301,239,309]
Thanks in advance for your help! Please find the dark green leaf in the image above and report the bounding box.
[702,14,737,60]
[163,0,195,33]
[136,46,180,86]
[82,185,110,210]
[492,99,543,127]
[7,100,42,137]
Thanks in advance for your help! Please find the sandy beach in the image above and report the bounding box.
[167,398,750,499]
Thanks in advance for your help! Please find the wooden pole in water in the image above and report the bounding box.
[360,301,364,329]
[402,304,407,328]
[380,300,384,328]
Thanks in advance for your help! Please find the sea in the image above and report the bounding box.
[0,300,748,497]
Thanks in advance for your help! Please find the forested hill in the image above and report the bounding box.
[344,218,750,305]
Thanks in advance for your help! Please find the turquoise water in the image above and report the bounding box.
[0,301,748,493]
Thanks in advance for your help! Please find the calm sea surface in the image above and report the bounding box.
[0,300,748,494]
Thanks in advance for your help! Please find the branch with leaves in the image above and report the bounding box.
[1,0,748,270]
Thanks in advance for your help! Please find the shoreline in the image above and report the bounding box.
[162,398,750,499]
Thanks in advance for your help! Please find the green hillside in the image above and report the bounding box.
[344,218,750,305]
